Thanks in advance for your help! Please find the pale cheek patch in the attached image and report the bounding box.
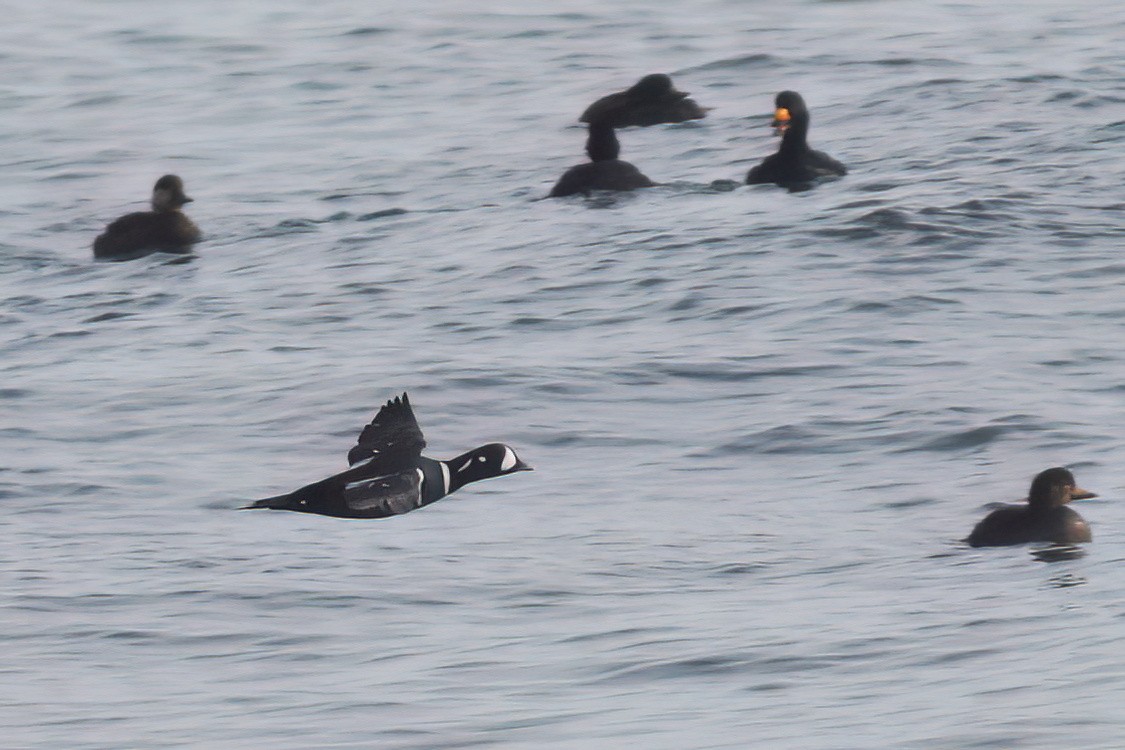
[501,447,517,472]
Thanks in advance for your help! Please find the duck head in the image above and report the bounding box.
[771,90,809,135]
[151,174,193,211]
[628,73,687,102]
[447,443,532,492]
[1027,467,1096,510]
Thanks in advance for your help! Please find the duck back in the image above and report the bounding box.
[93,211,200,260]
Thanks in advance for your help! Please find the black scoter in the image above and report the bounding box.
[746,91,846,189]
[580,73,708,128]
[549,122,655,198]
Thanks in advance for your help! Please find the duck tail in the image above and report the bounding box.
[240,493,290,511]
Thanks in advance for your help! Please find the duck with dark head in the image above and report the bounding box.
[966,467,1097,547]
[580,73,709,128]
[746,91,846,190]
[93,174,201,260]
[549,121,655,198]
[244,393,532,519]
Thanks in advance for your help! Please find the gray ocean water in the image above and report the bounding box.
[3,1,1125,747]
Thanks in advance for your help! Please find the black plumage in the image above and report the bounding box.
[244,394,531,519]
[580,73,708,128]
[746,91,846,189]
[549,122,655,198]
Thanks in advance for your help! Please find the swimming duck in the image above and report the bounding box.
[746,91,846,188]
[93,175,201,260]
[243,393,531,519]
[580,73,708,128]
[966,467,1096,547]
[549,122,655,198]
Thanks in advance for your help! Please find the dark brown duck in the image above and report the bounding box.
[93,175,201,260]
[966,467,1097,547]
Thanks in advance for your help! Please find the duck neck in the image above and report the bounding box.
[439,448,486,494]
[779,115,809,154]
[1027,496,1065,515]
[586,123,620,162]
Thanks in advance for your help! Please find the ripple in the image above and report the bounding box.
[906,426,1009,452]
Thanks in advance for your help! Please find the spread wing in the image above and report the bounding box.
[346,393,426,467]
[342,470,424,517]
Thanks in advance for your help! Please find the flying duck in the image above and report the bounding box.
[244,394,531,519]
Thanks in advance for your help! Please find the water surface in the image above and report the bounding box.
[3,1,1124,748]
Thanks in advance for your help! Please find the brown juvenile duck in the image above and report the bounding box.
[93,175,201,260]
[966,467,1097,547]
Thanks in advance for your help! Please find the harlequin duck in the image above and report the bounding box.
[244,393,532,519]
[580,73,708,127]
[746,91,846,189]
[549,122,655,198]
[966,467,1097,547]
[93,174,201,260]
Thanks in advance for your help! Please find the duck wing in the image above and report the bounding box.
[347,393,426,467]
[342,469,425,517]
[807,149,847,176]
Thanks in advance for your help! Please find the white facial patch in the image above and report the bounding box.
[440,462,450,493]
[500,447,517,472]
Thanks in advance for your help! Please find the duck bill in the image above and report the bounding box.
[513,459,534,472]
[1070,487,1097,501]
[771,107,791,133]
